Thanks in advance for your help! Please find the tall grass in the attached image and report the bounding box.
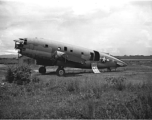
[105,76,126,91]
[124,93,152,119]
[5,64,31,85]
[63,76,152,119]
[1,70,152,119]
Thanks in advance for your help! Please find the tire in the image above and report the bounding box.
[39,67,46,74]
[56,68,65,76]
[107,68,111,72]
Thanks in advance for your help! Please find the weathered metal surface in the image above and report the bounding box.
[91,62,100,73]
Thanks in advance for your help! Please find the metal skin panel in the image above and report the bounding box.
[21,49,52,59]
[28,38,92,58]
[14,38,127,70]
[91,63,101,73]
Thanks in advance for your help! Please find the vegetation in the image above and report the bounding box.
[0,61,152,119]
[5,64,31,85]
[0,58,18,64]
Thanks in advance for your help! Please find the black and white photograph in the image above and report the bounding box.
[0,0,152,119]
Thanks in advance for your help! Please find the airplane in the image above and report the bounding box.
[14,38,127,76]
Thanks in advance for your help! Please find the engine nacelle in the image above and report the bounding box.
[54,51,65,58]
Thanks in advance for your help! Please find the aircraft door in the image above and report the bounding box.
[90,52,94,61]
[94,50,100,61]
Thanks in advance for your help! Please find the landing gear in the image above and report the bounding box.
[107,68,111,72]
[39,66,46,74]
[56,66,65,76]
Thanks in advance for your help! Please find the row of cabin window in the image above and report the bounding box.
[45,44,84,55]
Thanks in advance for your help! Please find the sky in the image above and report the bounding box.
[0,0,152,55]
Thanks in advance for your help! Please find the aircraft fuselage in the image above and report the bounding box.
[14,38,127,75]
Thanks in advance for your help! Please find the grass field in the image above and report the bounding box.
[0,60,152,119]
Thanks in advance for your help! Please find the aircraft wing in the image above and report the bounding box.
[54,51,85,64]
[66,54,85,64]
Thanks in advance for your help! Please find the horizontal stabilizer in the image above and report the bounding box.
[91,63,100,73]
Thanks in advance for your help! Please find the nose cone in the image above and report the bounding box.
[100,52,127,67]
[116,61,127,67]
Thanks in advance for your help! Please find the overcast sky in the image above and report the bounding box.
[0,0,152,55]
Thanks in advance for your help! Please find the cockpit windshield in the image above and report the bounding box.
[14,40,23,49]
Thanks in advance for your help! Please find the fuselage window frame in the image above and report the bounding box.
[64,47,67,51]
[45,44,48,48]
[90,52,94,61]
[58,47,61,50]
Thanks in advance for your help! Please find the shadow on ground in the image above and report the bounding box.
[36,69,125,77]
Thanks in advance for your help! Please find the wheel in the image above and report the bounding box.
[107,68,111,72]
[56,68,65,76]
[39,67,46,74]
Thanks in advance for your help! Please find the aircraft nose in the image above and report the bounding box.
[116,61,127,67]
[124,62,127,66]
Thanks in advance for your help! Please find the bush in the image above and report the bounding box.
[5,64,31,85]
[66,80,80,93]
[105,76,126,91]
[5,67,14,83]
[31,76,40,83]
